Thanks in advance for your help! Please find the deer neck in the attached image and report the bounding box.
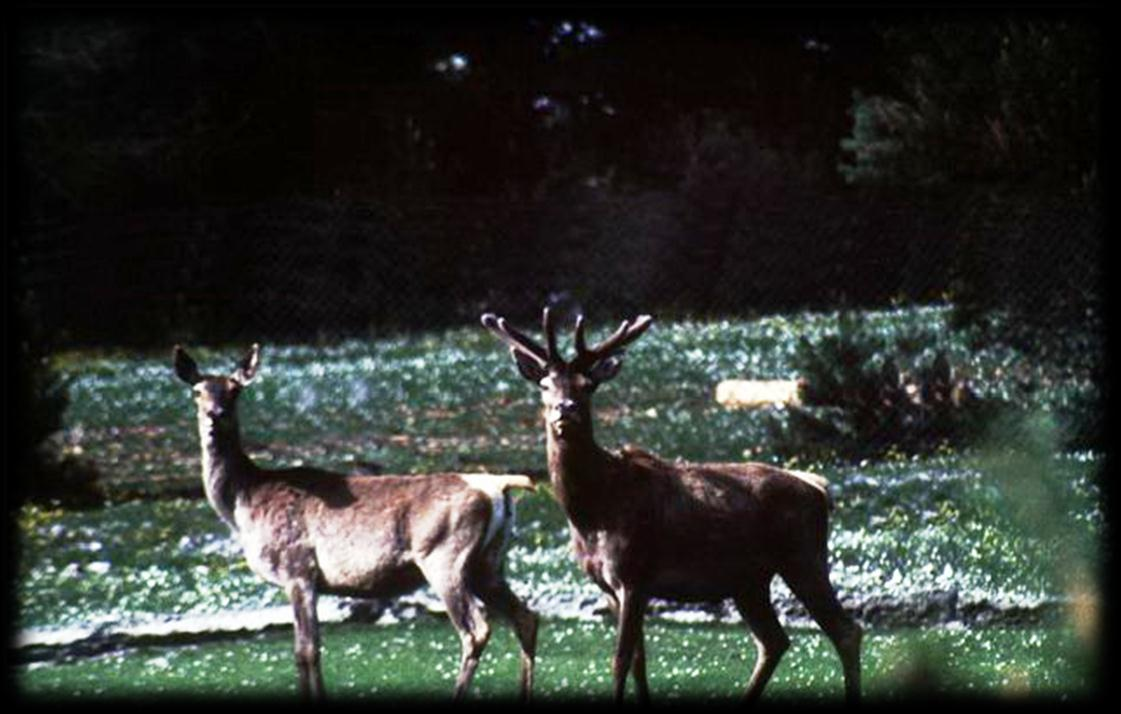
[545,418,613,529]
[196,414,253,531]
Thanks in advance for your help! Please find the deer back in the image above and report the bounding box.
[575,450,833,596]
[235,470,531,595]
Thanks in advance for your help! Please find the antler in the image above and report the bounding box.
[542,307,559,363]
[571,314,653,371]
[483,308,651,371]
[481,312,552,367]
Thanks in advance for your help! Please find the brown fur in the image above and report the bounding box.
[483,309,862,704]
[175,345,537,701]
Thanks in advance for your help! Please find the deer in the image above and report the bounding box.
[481,308,862,704]
[173,343,538,700]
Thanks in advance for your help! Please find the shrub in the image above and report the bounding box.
[770,312,1008,462]
[12,336,104,510]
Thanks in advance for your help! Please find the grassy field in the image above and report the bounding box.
[14,451,1102,631]
[48,305,1098,496]
[15,305,1104,700]
[16,618,1096,702]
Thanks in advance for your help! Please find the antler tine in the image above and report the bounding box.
[480,313,550,367]
[574,314,588,356]
[542,307,559,363]
[593,315,653,355]
[573,314,654,370]
[590,319,631,356]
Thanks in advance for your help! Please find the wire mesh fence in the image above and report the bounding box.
[10,187,1105,508]
[14,190,1102,351]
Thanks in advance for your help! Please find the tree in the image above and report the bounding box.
[836,16,1102,352]
[838,17,1099,193]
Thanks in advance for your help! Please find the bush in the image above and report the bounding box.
[770,312,1008,461]
[12,335,104,510]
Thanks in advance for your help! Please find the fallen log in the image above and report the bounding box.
[715,379,803,408]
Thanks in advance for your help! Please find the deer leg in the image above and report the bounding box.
[451,601,490,700]
[781,559,863,705]
[631,624,650,704]
[611,587,648,704]
[449,587,491,700]
[421,557,491,700]
[473,568,538,702]
[287,579,324,700]
[733,579,789,703]
[604,590,650,704]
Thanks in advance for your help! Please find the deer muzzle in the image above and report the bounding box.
[548,400,582,433]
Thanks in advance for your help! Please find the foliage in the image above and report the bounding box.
[15,16,1101,349]
[11,312,104,510]
[837,90,913,187]
[838,18,1099,192]
[770,312,1009,461]
[16,19,315,215]
[947,192,1102,343]
[1052,378,1105,453]
[41,306,1100,500]
[946,303,1105,454]
[19,187,944,348]
[836,19,1102,350]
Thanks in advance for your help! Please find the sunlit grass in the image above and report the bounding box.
[16,305,1103,703]
[48,304,1098,494]
[15,618,1095,701]
[16,445,1102,632]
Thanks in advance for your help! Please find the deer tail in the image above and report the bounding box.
[457,473,536,495]
[458,474,536,551]
[494,474,536,493]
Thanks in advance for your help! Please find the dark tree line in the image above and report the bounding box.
[11,10,1102,350]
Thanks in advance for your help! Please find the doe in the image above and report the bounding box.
[174,344,538,700]
[481,308,862,704]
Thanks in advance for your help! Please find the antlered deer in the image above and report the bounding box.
[174,344,538,700]
[481,309,862,704]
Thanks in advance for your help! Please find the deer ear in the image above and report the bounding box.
[585,355,623,385]
[512,348,548,383]
[231,343,260,385]
[173,346,202,385]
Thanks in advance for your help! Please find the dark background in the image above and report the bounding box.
[9,8,1103,350]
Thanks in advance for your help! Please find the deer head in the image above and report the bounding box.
[481,308,652,440]
[174,344,260,428]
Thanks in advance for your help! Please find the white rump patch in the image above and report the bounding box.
[457,474,531,548]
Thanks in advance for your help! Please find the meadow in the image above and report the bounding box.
[19,619,1094,701]
[14,305,1103,700]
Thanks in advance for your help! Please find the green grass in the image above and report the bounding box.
[48,305,1098,496]
[16,306,1103,633]
[14,451,1102,631]
[16,305,1104,700]
[15,618,1096,701]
